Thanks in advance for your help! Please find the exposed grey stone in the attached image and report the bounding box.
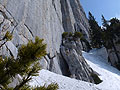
[5,41,18,59]
[60,40,94,82]
[107,39,120,66]
[39,58,49,70]
[0,13,4,24]
[0,0,90,56]
[0,0,95,84]
[50,57,63,75]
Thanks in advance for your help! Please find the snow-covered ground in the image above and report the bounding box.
[29,69,98,90]
[83,47,120,90]
[29,47,120,90]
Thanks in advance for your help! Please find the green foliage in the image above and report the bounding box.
[88,12,103,48]
[101,16,120,62]
[62,32,84,41]
[0,57,11,88]
[62,32,69,39]
[33,83,59,90]
[17,84,31,90]
[69,32,73,37]
[73,32,83,39]
[101,17,120,47]
[101,15,109,28]
[0,31,13,48]
[91,73,102,84]
[89,13,120,63]
[3,31,13,41]
[18,36,47,64]
[0,36,48,90]
[62,32,74,39]
[62,31,91,50]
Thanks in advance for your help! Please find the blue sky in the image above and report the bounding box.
[80,0,120,25]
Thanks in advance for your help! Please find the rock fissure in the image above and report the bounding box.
[1,4,18,26]
[0,9,8,19]
[60,0,74,32]
[24,24,34,37]
[5,44,14,57]
[59,49,72,76]
[52,0,62,25]
[0,4,18,34]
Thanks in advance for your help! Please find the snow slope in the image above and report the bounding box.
[82,47,120,90]
[29,69,99,90]
[29,47,120,90]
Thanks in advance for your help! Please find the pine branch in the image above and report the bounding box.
[13,71,32,90]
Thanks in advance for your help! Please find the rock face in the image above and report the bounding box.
[108,43,120,66]
[0,0,95,83]
[60,36,94,82]
[60,0,90,39]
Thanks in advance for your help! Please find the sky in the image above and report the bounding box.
[80,0,120,26]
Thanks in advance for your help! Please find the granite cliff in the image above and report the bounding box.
[0,0,97,83]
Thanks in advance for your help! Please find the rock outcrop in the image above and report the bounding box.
[0,0,96,83]
[107,42,120,66]
[60,36,94,82]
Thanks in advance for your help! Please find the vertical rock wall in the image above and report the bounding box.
[0,0,95,83]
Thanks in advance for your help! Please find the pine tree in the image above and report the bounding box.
[0,34,59,90]
[101,15,110,48]
[101,15,109,28]
[88,12,103,48]
[101,16,120,63]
